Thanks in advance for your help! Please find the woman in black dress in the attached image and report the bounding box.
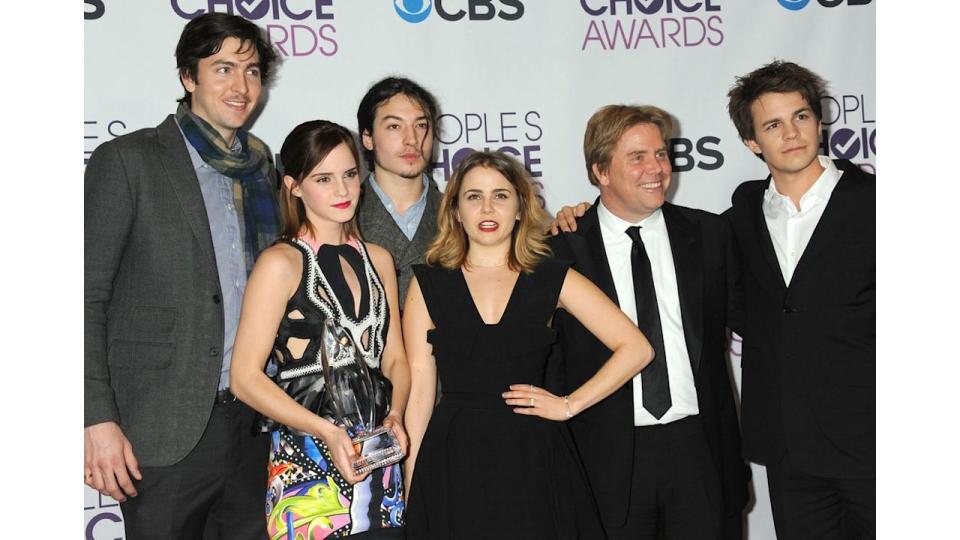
[230,121,409,539]
[403,151,654,539]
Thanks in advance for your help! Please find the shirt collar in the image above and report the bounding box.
[764,156,842,209]
[366,172,429,212]
[597,199,665,243]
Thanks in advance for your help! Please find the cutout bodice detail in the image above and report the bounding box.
[260,237,391,432]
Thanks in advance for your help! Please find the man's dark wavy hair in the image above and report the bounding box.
[175,13,278,105]
[726,60,828,143]
[356,77,439,170]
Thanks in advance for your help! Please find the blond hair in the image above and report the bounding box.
[583,104,673,186]
[426,151,551,273]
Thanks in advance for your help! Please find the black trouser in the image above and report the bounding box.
[766,451,875,540]
[120,396,269,540]
[605,415,724,540]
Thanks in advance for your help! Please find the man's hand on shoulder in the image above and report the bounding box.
[84,421,142,502]
[549,202,592,235]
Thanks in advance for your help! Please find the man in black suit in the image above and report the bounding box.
[550,105,750,540]
[84,14,279,538]
[724,61,875,539]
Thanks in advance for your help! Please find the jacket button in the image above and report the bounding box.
[212,294,221,304]
[783,305,798,313]
[209,347,220,357]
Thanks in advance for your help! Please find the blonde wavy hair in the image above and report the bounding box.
[426,151,551,273]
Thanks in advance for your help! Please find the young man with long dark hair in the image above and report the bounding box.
[355,77,442,310]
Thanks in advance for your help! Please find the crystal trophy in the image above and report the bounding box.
[319,319,403,475]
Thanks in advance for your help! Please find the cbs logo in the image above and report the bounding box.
[777,0,871,10]
[395,0,524,23]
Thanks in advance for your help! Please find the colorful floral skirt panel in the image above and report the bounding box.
[266,429,405,539]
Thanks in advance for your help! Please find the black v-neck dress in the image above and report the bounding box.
[405,258,605,539]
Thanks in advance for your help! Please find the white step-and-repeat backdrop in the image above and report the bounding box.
[84,1,875,538]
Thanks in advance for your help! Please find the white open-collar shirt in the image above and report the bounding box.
[762,156,843,286]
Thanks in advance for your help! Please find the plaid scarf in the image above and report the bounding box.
[176,102,280,274]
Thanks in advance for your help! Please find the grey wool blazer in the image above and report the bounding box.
[84,115,274,467]
[356,175,442,310]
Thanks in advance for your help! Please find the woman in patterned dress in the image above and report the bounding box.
[231,120,409,539]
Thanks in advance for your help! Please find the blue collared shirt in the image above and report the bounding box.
[177,121,247,391]
[366,172,429,240]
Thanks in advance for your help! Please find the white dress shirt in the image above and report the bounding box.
[763,156,843,286]
[597,202,699,426]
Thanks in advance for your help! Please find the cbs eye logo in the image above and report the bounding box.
[777,0,871,9]
[777,0,810,10]
[396,0,524,23]
[395,0,432,23]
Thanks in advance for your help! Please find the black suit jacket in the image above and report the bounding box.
[725,159,875,479]
[550,201,750,527]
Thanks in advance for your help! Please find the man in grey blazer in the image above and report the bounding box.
[356,77,443,309]
[84,14,280,538]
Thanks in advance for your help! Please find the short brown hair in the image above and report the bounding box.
[727,60,828,142]
[425,151,551,273]
[278,120,362,241]
[583,105,673,186]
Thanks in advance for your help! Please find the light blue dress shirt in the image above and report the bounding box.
[366,172,429,240]
[178,122,247,391]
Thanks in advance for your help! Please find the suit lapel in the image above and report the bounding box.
[749,182,788,292]
[156,115,217,271]
[398,183,441,267]
[579,203,620,306]
[788,166,857,291]
[359,181,410,251]
[662,204,703,375]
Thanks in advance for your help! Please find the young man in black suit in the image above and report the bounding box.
[725,61,875,540]
[550,105,750,540]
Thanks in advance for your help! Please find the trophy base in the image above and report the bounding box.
[352,425,404,475]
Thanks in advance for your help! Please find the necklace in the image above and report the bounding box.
[466,259,508,269]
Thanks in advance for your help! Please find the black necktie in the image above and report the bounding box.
[625,226,671,419]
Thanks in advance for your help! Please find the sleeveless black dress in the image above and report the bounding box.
[405,258,605,539]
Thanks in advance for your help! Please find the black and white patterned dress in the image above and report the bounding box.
[262,237,403,539]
